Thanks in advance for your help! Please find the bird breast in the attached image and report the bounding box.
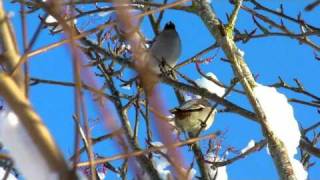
[174,107,216,133]
[149,30,181,67]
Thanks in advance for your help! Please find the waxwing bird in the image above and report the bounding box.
[170,99,216,135]
[148,21,181,74]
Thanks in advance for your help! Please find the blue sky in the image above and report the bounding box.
[3,1,320,179]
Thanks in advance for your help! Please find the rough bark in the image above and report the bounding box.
[192,1,297,179]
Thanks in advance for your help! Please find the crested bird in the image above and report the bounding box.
[170,99,216,135]
[147,21,181,74]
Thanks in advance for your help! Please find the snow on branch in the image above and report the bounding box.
[0,108,58,179]
[205,153,228,180]
[0,167,17,180]
[253,84,307,180]
[195,72,225,97]
[0,73,72,179]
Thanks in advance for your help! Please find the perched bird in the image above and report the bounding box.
[147,21,181,74]
[170,99,216,135]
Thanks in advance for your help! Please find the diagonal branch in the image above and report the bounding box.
[0,73,74,179]
[0,1,24,90]
[192,1,297,179]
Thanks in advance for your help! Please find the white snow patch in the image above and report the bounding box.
[45,15,77,33]
[44,15,63,33]
[150,141,167,154]
[253,84,307,179]
[0,108,59,180]
[241,140,255,153]
[266,144,270,155]
[98,11,111,17]
[301,25,307,33]
[205,153,228,180]
[73,18,78,25]
[149,141,197,179]
[0,167,17,180]
[97,170,106,179]
[150,142,174,179]
[151,152,171,180]
[236,48,245,57]
[45,15,58,23]
[291,158,308,180]
[195,72,225,97]
[98,6,112,17]
[121,84,131,90]
[253,84,300,156]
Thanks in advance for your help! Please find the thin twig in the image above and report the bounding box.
[77,132,218,167]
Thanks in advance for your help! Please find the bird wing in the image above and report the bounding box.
[170,101,205,114]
